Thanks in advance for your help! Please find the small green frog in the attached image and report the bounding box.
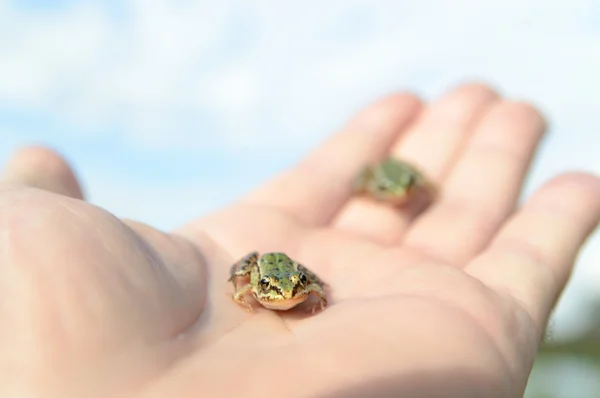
[228,252,328,313]
[353,157,434,205]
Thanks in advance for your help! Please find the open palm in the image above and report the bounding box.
[2,83,599,398]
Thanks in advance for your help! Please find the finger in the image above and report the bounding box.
[465,173,600,334]
[391,82,500,182]
[332,82,500,244]
[403,101,547,263]
[1,145,85,199]
[243,93,422,225]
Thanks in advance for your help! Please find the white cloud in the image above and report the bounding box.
[2,0,599,154]
[0,0,239,143]
[1,0,600,340]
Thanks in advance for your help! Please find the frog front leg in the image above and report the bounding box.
[305,283,328,314]
[352,165,373,194]
[228,251,259,288]
[232,283,255,311]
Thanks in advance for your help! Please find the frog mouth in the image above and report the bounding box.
[262,284,308,300]
[257,289,308,303]
[259,294,308,310]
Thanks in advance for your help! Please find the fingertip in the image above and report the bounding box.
[500,100,548,134]
[378,91,423,111]
[441,81,501,103]
[6,146,73,176]
[349,91,423,131]
[2,145,85,200]
[544,170,600,191]
[527,171,600,216]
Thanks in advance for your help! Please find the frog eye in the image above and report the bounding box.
[376,181,390,191]
[404,173,416,188]
[299,273,307,284]
[259,278,270,288]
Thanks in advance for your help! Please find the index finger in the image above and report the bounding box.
[242,93,422,226]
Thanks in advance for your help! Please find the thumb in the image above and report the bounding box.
[0,186,206,396]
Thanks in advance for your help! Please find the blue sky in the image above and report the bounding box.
[1,0,600,350]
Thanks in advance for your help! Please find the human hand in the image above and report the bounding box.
[2,83,599,398]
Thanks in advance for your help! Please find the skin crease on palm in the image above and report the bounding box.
[1,82,599,398]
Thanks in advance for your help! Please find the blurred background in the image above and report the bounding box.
[0,1,598,395]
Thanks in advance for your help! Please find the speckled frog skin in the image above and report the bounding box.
[228,252,327,313]
[354,157,433,205]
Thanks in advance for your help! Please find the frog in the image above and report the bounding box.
[353,156,434,205]
[228,251,328,313]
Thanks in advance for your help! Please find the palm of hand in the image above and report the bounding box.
[179,194,526,398]
[2,84,599,398]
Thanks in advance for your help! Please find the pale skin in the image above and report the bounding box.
[1,82,600,398]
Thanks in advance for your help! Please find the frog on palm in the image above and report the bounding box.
[228,252,328,314]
